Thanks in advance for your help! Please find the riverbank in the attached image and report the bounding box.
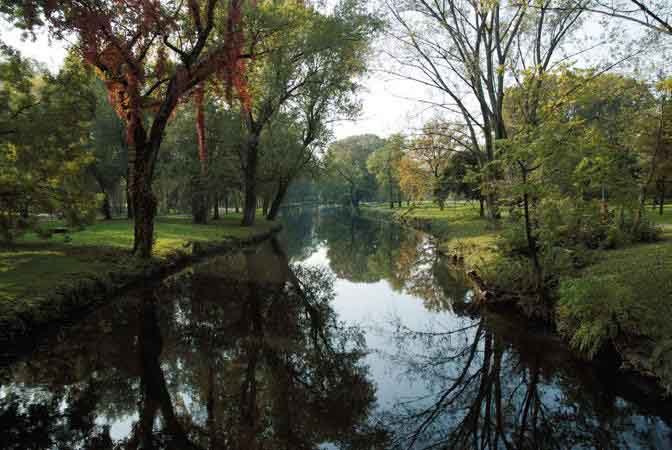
[360,202,672,393]
[360,202,498,267]
[0,215,281,342]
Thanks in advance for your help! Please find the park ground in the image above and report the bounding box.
[361,201,672,390]
[0,214,277,331]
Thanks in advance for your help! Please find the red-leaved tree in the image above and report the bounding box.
[4,0,250,257]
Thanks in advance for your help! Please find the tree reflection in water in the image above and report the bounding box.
[312,211,471,312]
[379,312,672,450]
[0,238,385,449]
[2,210,672,450]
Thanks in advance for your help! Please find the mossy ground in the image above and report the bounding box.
[0,214,276,305]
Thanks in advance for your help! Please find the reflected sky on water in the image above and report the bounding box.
[1,207,670,449]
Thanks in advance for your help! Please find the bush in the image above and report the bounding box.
[629,215,661,243]
[556,275,639,358]
[0,213,35,243]
[62,195,100,229]
[603,225,630,249]
[34,226,54,240]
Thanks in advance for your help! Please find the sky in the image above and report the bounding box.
[1,19,421,140]
[2,10,669,142]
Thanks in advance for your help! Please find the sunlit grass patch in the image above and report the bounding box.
[0,215,277,303]
[362,201,499,265]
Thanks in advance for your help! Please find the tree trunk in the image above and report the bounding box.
[212,192,220,220]
[660,178,667,216]
[191,177,208,224]
[267,181,289,221]
[519,163,543,298]
[389,183,394,209]
[126,178,134,219]
[193,83,209,225]
[486,192,500,221]
[262,195,270,218]
[242,136,259,226]
[398,193,402,208]
[102,192,112,220]
[133,177,157,259]
[632,187,647,233]
[129,133,157,259]
[224,192,229,215]
[479,196,485,217]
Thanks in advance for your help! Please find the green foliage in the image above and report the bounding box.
[366,134,404,204]
[557,276,637,358]
[557,237,672,390]
[324,135,383,206]
[0,47,99,241]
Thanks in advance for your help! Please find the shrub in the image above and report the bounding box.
[603,225,630,249]
[556,275,639,358]
[34,226,54,240]
[0,213,35,243]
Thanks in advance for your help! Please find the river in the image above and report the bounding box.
[1,207,670,449]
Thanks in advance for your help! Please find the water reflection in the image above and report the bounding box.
[0,238,384,449]
[1,208,671,449]
[382,314,672,449]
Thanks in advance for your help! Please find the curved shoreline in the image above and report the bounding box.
[0,224,283,346]
[357,206,672,396]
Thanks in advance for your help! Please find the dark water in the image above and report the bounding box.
[1,208,671,449]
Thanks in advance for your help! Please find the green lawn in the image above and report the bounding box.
[362,201,499,266]
[650,204,672,229]
[0,214,277,303]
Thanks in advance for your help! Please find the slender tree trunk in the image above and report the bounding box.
[193,83,209,224]
[242,136,259,226]
[267,181,289,221]
[519,163,543,297]
[212,192,220,220]
[224,192,229,215]
[191,177,208,224]
[261,194,270,218]
[632,188,647,233]
[388,175,394,209]
[479,196,485,218]
[126,175,134,219]
[102,192,112,220]
[660,178,666,216]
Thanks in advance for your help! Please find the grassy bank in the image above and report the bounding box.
[0,215,278,340]
[556,217,672,391]
[361,201,672,391]
[360,202,499,267]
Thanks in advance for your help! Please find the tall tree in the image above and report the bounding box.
[325,134,383,209]
[236,0,377,225]
[407,121,465,209]
[367,134,404,209]
[2,0,251,257]
[386,0,588,220]
[1,49,98,240]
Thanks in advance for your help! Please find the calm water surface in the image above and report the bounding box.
[1,208,671,449]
